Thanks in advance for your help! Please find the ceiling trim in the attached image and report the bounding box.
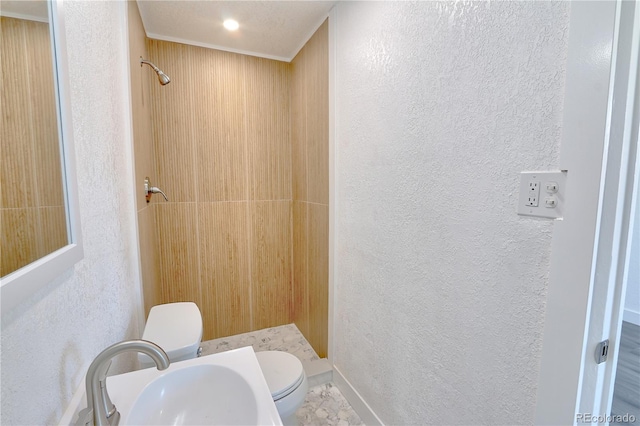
[0,10,48,23]
[288,12,331,62]
[136,1,335,63]
[146,32,293,62]
[144,8,333,63]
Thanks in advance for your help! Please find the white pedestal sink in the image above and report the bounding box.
[105,346,282,425]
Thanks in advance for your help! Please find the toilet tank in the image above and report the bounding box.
[138,302,203,368]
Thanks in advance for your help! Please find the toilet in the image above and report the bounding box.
[138,302,203,368]
[139,302,308,425]
[255,350,308,425]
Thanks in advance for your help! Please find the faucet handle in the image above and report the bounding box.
[97,360,117,421]
[144,177,169,202]
[150,186,169,201]
[84,340,170,426]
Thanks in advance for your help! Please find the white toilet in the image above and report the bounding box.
[138,302,203,368]
[255,350,308,425]
[139,302,308,425]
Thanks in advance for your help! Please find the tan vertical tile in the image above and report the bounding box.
[140,40,320,342]
[148,40,196,202]
[1,208,39,276]
[132,71,156,212]
[1,18,36,209]
[37,206,67,258]
[129,4,161,316]
[192,48,247,202]
[26,20,63,209]
[155,203,201,306]
[138,205,160,317]
[292,201,309,338]
[245,58,291,201]
[306,21,329,205]
[250,201,292,330]
[291,21,329,353]
[291,49,307,202]
[308,202,329,357]
[129,1,156,212]
[199,202,251,340]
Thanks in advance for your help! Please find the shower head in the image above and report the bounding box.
[156,70,171,86]
[140,57,171,86]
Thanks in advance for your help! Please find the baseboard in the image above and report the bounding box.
[333,365,384,426]
[304,358,333,387]
[623,309,640,326]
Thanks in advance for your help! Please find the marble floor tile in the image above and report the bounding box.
[200,323,321,364]
[200,326,359,424]
[297,382,364,426]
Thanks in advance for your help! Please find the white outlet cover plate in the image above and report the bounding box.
[517,171,567,219]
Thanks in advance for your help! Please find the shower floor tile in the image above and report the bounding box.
[199,323,320,363]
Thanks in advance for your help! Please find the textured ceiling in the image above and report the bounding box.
[136,1,335,62]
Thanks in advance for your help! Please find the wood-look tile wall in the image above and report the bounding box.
[1,17,67,276]
[291,21,329,357]
[147,39,293,342]
[128,2,160,316]
[133,20,328,354]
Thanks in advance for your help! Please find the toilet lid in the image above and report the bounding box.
[255,351,305,400]
[142,302,202,360]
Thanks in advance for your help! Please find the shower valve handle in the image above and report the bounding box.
[150,187,168,202]
[144,177,168,202]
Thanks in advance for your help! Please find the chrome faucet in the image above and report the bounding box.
[77,340,170,426]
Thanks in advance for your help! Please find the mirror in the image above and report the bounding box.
[1,1,67,276]
[0,0,83,312]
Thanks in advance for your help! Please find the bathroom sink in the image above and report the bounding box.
[105,346,282,425]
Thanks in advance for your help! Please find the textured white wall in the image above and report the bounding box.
[0,1,142,424]
[333,2,570,424]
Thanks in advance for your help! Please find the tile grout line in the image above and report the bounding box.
[242,55,254,331]
[289,60,295,327]
[188,47,205,319]
[303,49,311,342]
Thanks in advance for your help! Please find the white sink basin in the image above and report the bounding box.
[105,346,282,425]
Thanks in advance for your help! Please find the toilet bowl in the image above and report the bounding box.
[138,302,203,368]
[139,303,308,424]
[255,351,308,426]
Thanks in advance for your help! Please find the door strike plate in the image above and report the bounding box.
[595,339,609,364]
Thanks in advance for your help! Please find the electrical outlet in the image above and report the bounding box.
[518,171,567,219]
[526,181,540,207]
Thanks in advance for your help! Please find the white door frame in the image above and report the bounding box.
[578,0,640,419]
[535,1,640,424]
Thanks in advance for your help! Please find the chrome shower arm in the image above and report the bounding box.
[140,58,160,73]
[140,57,171,85]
